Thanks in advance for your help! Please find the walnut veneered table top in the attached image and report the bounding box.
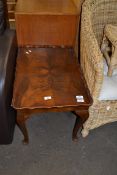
[12,47,92,109]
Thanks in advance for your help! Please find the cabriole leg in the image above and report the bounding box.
[16,110,29,144]
[72,110,89,142]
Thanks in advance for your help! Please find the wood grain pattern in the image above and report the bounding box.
[12,47,92,144]
[12,47,92,109]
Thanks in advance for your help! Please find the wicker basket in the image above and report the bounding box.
[80,0,117,137]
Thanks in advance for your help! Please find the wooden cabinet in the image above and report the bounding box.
[12,0,92,144]
[15,0,78,47]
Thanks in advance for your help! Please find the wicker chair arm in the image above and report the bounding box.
[80,6,104,101]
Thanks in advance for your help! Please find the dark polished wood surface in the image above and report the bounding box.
[12,47,92,144]
[12,48,91,109]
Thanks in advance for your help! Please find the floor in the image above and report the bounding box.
[0,112,117,175]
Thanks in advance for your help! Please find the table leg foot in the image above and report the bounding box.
[16,111,29,144]
[72,110,89,142]
[72,135,78,142]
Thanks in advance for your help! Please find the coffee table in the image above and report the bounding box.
[12,47,92,144]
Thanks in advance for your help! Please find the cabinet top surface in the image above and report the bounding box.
[15,0,78,15]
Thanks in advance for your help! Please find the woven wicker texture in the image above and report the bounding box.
[80,0,117,136]
[103,25,117,76]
